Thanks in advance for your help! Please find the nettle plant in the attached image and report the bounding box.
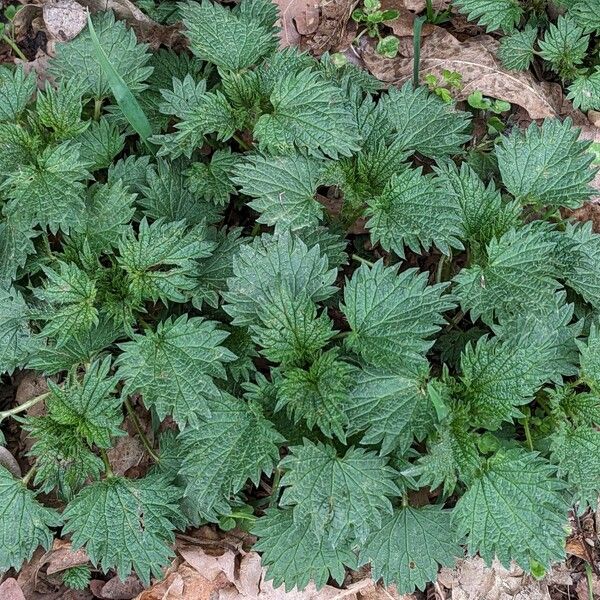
[453,0,600,111]
[1,0,600,594]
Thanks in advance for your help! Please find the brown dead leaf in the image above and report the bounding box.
[275,0,320,47]
[177,543,236,582]
[0,578,26,600]
[301,0,358,55]
[566,537,591,561]
[42,0,87,41]
[0,446,22,477]
[98,575,145,599]
[361,29,571,120]
[399,0,449,10]
[576,573,600,600]
[45,539,90,575]
[379,0,437,37]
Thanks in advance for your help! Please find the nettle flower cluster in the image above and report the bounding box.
[0,0,599,594]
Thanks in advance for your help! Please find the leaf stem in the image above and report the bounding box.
[2,35,26,61]
[125,398,159,462]
[435,254,447,284]
[412,16,427,89]
[585,563,594,600]
[100,448,113,477]
[269,468,282,508]
[351,254,374,268]
[94,98,103,121]
[233,134,251,151]
[523,417,534,452]
[21,466,36,486]
[0,392,50,421]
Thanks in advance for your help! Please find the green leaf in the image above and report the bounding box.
[539,16,589,78]
[497,27,538,71]
[73,118,126,171]
[117,218,215,304]
[45,358,122,448]
[0,465,62,572]
[360,506,460,593]
[453,449,568,570]
[232,154,325,230]
[453,224,559,324]
[453,0,524,32]
[223,231,338,326]
[179,393,282,522]
[180,0,277,72]
[51,12,153,100]
[186,149,240,206]
[0,65,36,121]
[578,322,600,392]
[63,474,180,585]
[276,350,354,442]
[254,68,361,159]
[116,315,235,426]
[1,142,89,234]
[253,508,357,591]
[366,167,464,258]
[35,82,88,139]
[346,367,435,455]
[341,261,455,373]
[382,83,471,158]
[569,0,600,33]
[279,440,400,543]
[0,216,36,287]
[497,118,595,209]
[550,424,600,508]
[567,68,600,111]
[62,565,91,590]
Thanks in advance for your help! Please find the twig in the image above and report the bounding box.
[331,579,374,599]
[434,581,447,600]
[352,254,374,268]
[0,392,50,421]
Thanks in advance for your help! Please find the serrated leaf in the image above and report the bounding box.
[453,224,559,324]
[551,424,600,508]
[232,154,325,230]
[360,506,460,593]
[0,216,36,288]
[117,218,215,304]
[567,68,600,111]
[569,0,600,33]
[382,84,471,158]
[453,449,567,570]
[539,16,589,78]
[497,118,595,209]
[366,167,464,258]
[1,142,89,234]
[108,154,152,194]
[346,367,435,455]
[254,68,361,159]
[35,82,87,139]
[0,288,35,374]
[73,118,125,171]
[63,474,180,585]
[50,12,153,100]
[341,261,455,373]
[578,322,600,392]
[180,0,277,72]
[0,65,36,121]
[253,508,357,592]
[279,440,400,543]
[276,350,354,442]
[179,393,282,522]
[186,149,239,206]
[223,231,338,326]
[497,27,538,71]
[116,315,235,426]
[453,0,524,32]
[0,465,62,572]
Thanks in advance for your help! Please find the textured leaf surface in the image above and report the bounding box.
[453,449,567,570]
[341,261,455,373]
[63,475,180,585]
[567,69,600,111]
[0,66,35,121]
[361,506,460,593]
[539,17,589,77]
[116,316,235,426]
[497,27,537,71]
[253,509,357,591]
[179,393,282,521]
[0,287,36,374]
[497,119,595,209]
[0,465,61,572]
[454,0,524,32]
[280,441,400,543]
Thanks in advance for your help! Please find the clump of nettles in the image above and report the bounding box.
[453,0,600,110]
[0,0,599,594]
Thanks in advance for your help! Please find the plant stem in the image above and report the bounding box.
[233,134,251,151]
[332,330,350,341]
[412,16,427,89]
[125,398,159,462]
[94,98,103,121]
[229,511,257,522]
[100,448,113,477]
[269,468,282,508]
[0,392,50,421]
[585,563,594,600]
[523,417,534,452]
[352,254,374,268]
[435,254,447,284]
[21,466,36,486]
[3,35,26,61]
[425,0,435,22]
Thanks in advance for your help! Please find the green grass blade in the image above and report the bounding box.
[86,12,153,143]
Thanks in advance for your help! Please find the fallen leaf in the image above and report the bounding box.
[361,29,572,120]
[99,575,145,599]
[0,446,22,477]
[275,0,320,48]
[400,0,449,10]
[177,543,236,582]
[42,0,87,41]
[379,0,438,37]
[566,536,591,561]
[45,539,90,575]
[301,0,358,55]
[576,574,600,600]
[0,578,26,600]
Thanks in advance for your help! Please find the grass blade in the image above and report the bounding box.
[86,12,153,144]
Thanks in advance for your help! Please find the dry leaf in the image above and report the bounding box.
[301,0,358,55]
[42,0,87,41]
[0,578,26,600]
[45,539,90,575]
[275,0,320,47]
[177,543,236,582]
[0,446,22,477]
[99,575,145,599]
[379,0,438,37]
[361,29,570,120]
